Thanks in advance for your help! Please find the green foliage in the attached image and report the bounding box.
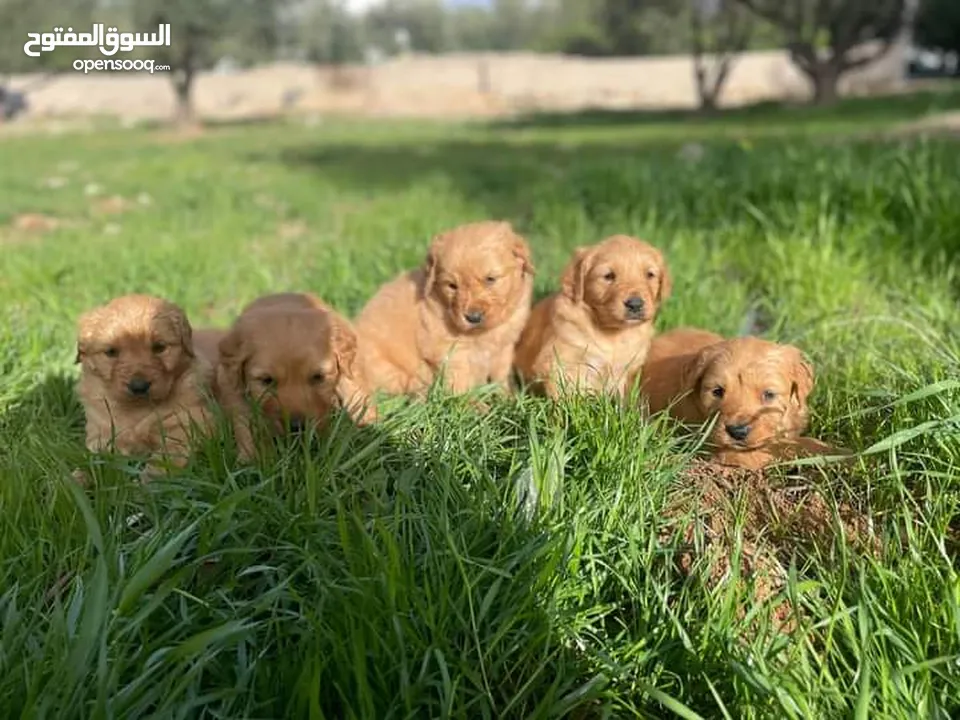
[916,0,960,56]
[2,91,960,716]
[0,0,101,73]
[129,0,285,71]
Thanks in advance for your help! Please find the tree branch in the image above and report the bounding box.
[841,36,897,70]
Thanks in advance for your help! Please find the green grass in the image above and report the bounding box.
[2,95,960,718]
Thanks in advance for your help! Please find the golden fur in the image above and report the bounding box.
[192,328,226,369]
[214,292,376,460]
[638,327,817,469]
[75,294,214,468]
[354,220,535,396]
[514,235,671,398]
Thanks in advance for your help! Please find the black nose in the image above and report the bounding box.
[725,424,751,442]
[624,296,645,313]
[127,378,151,396]
[464,310,484,325]
[288,415,306,434]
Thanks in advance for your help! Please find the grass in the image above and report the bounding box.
[1,94,960,718]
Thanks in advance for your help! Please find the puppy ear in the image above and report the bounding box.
[329,314,359,376]
[422,233,446,297]
[656,253,672,304]
[216,325,248,392]
[509,228,535,276]
[681,341,724,396]
[170,305,195,358]
[74,307,102,366]
[786,347,815,407]
[560,247,591,304]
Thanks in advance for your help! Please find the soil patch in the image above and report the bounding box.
[661,459,878,631]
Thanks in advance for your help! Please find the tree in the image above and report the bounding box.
[915,0,960,63]
[363,0,449,55]
[690,0,753,112]
[0,0,100,121]
[130,0,285,126]
[733,0,909,105]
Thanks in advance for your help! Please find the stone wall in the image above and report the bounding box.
[8,44,907,122]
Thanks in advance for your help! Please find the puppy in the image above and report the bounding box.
[192,328,226,369]
[354,220,535,396]
[214,292,376,460]
[638,328,818,469]
[75,294,214,468]
[514,235,670,398]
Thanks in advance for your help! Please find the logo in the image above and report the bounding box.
[24,23,170,58]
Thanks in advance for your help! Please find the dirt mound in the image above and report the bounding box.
[660,460,878,631]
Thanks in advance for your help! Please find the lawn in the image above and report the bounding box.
[1,92,960,718]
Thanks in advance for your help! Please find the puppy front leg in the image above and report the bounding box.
[442,360,479,395]
[487,346,517,394]
[336,374,379,426]
[230,413,257,462]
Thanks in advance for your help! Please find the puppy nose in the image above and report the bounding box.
[464,310,484,325]
[623,296,645,313]
[288,415,306,434]
[127,377,151,396]
[725,423,751,442]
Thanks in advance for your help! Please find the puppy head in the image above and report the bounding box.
[683,337,815,452]
[561,235,671,330]
[217,302,357,435]
[422,220,534,334]
[75,294,195,403]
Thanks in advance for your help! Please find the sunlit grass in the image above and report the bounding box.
[1,104,959,717]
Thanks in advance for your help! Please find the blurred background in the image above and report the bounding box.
[0,0,958,128]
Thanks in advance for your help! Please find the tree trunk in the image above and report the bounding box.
[699,91,719,114]
[172,68,195,127]
[694,60,731,114]
[809,63,841,106]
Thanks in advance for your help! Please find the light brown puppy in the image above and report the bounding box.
[215,292,376,460]
[354,220,535,396]
[514,235,671,398]
[75,294,214,468]
[638,328,817,469]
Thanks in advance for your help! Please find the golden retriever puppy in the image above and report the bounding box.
[214,292,376,460]
[75,294,214,468]
[514,234,671,398]
[638,328,818,469]
[354,220,535,396]
[192,328,226,369]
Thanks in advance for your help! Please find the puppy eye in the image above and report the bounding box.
[603,271,616,282]
[104,347,119,358]
[762,390,777,403]
[257,375,275,387]
[484,275,497,285]
[447,282,458,291]
[711,386,725,399]
[646,270,657,280]
[309,372,325,385]
[151,342,167,354]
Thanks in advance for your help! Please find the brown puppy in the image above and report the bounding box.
[192,328,226,369]
[75,294,214,468]
[638,328,817,469]
[215,292,376,460]
[514,235,671,398]
[354,220,535,396]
